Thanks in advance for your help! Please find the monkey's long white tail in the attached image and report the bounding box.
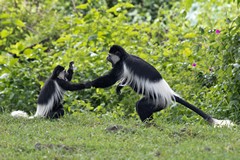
[11,110,28,118]
[11,110,35,119]
[173,96,235,128]
[211,118,235,128]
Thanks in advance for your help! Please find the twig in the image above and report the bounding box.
[71,0,81,17]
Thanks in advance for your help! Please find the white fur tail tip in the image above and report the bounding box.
[11,110,29,118]
[211,118,235,128]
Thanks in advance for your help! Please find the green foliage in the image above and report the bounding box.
[0,0,239,122]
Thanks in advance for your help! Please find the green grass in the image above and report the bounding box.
[0,113,239,160]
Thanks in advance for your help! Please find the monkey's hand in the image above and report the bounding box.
[84,81,92,89]
[69,61,74,70]
[116,85,124,95]
[66,61,74,81]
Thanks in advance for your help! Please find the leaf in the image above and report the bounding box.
[23,48,33,58]
[76,3,88,9]
[107,3,134,14]
[139,53,148,59]
[0,39,5,46]
[182,0,193,10]
[56,35,71,43]
[0,55,7,64]
[16,42,25,51]
[107,6,121,14]
[39,81,44,88]
[124,3,134,8]
[33,44,43,49]
[182,48,192,57]
[163,49,171,56]
[184,33,196,38]
[15,19,25,27]
[0,13,10,19]
[168,34,178,43]
[1,29,12,38]
[9,58,18,66]
[234,16,240,25]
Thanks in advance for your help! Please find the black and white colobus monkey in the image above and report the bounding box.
[87,45,233,127]
[11,61,88,119]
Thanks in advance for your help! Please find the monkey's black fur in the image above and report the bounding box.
[87,45,224,125]
[11,62,88,119]
[35,62,87,118]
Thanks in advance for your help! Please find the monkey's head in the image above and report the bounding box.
[107,45,128,66]
[51,65,68,80]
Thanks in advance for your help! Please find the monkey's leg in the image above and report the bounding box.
[136,97,152,121]
[47,104,64,119]
[135,97,163,122]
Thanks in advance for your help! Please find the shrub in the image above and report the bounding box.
[0,0,239,122]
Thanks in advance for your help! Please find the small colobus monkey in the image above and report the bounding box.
[11,61,89,119]
[87,45,234,127]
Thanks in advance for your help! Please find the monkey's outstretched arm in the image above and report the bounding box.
[57,79,86,91]
[88,66,121,88]
[90,73,119,88]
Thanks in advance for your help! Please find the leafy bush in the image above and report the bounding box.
[0,0,239,122]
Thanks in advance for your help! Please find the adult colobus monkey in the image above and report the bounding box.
[11,61,89,119]
[87,45,234,127]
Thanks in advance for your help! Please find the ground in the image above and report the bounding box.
[0,113,239,160]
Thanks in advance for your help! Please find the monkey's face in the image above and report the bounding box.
[108,45,128,66]
[107,53,120,66]
[58,70,68,80]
